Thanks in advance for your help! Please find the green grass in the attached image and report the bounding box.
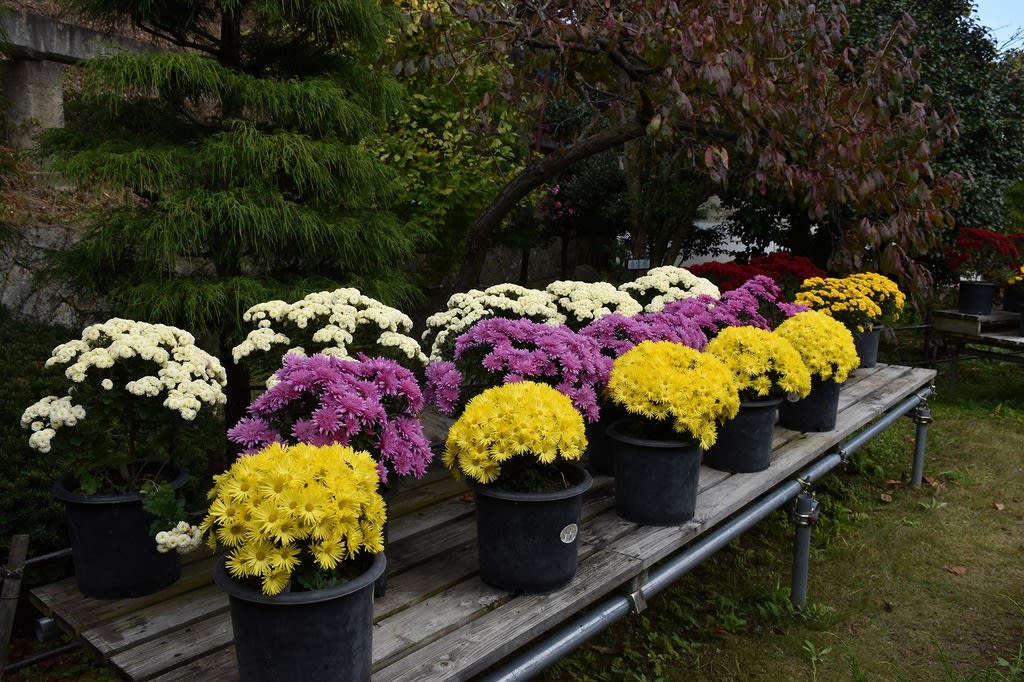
[542,356,1024,682]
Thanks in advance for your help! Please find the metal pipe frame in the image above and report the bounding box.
[482,387,935,682]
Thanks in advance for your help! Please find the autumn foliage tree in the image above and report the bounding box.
[426,0,962,292]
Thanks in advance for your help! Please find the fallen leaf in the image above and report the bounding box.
[944,565,968,576]
[923,475,939,487]
[459,492,476,504]
[886,479,903,489]
[993,502,1006,511]
[883,599,894,611]
[588,644,622,655]
[880,493,893,503]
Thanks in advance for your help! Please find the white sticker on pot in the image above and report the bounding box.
[560,523,578,544]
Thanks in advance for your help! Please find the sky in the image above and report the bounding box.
[972,0,1023,49]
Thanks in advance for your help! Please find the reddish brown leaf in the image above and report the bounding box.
[944,565,967,576]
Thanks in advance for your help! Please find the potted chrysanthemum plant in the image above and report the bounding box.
[203,442,385,682]
[604,341,741,525]
[443,381,591,593]
[794,273,905,367]
[703,325,811,472]
[227,351,433,597]
[20,318,227,598]
[774,311,860,432]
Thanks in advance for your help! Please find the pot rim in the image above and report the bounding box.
[607,418,701,450]
[469,460,593,502]
[214,552,386,606]
[52,460,189,504]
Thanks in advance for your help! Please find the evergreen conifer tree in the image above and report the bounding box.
[38,1,418,466]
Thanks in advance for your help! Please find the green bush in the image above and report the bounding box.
[0,308,77,579]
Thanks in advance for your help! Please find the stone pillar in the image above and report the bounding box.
[2,58,64,150]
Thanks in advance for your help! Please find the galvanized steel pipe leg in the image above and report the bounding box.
[910,399,933,488]
[789,491,820,610]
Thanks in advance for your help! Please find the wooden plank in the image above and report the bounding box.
[386,469,468,521]
[30,551,220,637]
[375,547,645,681]
[147,647,238,682]
[0,534,29,672]
[108,611,234,682]
[81,584,228,658]
[934,309,1018,336]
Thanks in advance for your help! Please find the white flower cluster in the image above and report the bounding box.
[545,280,643,324]
[20,396,86,454]
[423,283,567,360]
[155,521,204,554]
[20,318,228,453]
[232,288,428,367]
[619,265,721,312]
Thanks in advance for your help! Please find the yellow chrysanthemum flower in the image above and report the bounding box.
[201,442,386,596]
[795,273,905,333]
[705,326,812,402]
[606,341,741,449]
[775,311,860,384]
[443,381,587,485]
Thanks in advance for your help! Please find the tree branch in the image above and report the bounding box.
[454,120,647,290]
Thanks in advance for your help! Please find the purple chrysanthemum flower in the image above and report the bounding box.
[424,361,462,415]
[228,352,433,483]
[447,317,611,422]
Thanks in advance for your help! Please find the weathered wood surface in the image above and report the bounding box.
[29,364,936,682]
[933,309,1020,338]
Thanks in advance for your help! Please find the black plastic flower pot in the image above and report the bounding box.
[585,403,628,476]
[375,480,399,598]
[778,377,841,433]
[53,461,188,599]
[1004,286,1024,313]
[852,327,881,368]
[704,399,781,473]
[471,462,592,594]
[215,552,385,682]
[957,280,1000,315]
[607,420,702,526]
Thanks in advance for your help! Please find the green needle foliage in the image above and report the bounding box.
[36,1,423,452]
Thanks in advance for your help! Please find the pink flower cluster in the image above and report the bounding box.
[228,353,433,483]
[425,318,612,422]
[580,276,803,359]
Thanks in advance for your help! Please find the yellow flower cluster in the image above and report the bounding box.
[201,443,385,596]
[795,273,905,333]
[443,382,587,484]
[774,311,860,384]
[605,341,741,449]
[1009,265,1024,287]
[705,326,811,401]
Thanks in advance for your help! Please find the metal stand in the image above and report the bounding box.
[909,390,934,488]
[789,486,820,610]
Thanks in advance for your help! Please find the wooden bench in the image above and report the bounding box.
[932,309,1024,391]
[29,363,937,681]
